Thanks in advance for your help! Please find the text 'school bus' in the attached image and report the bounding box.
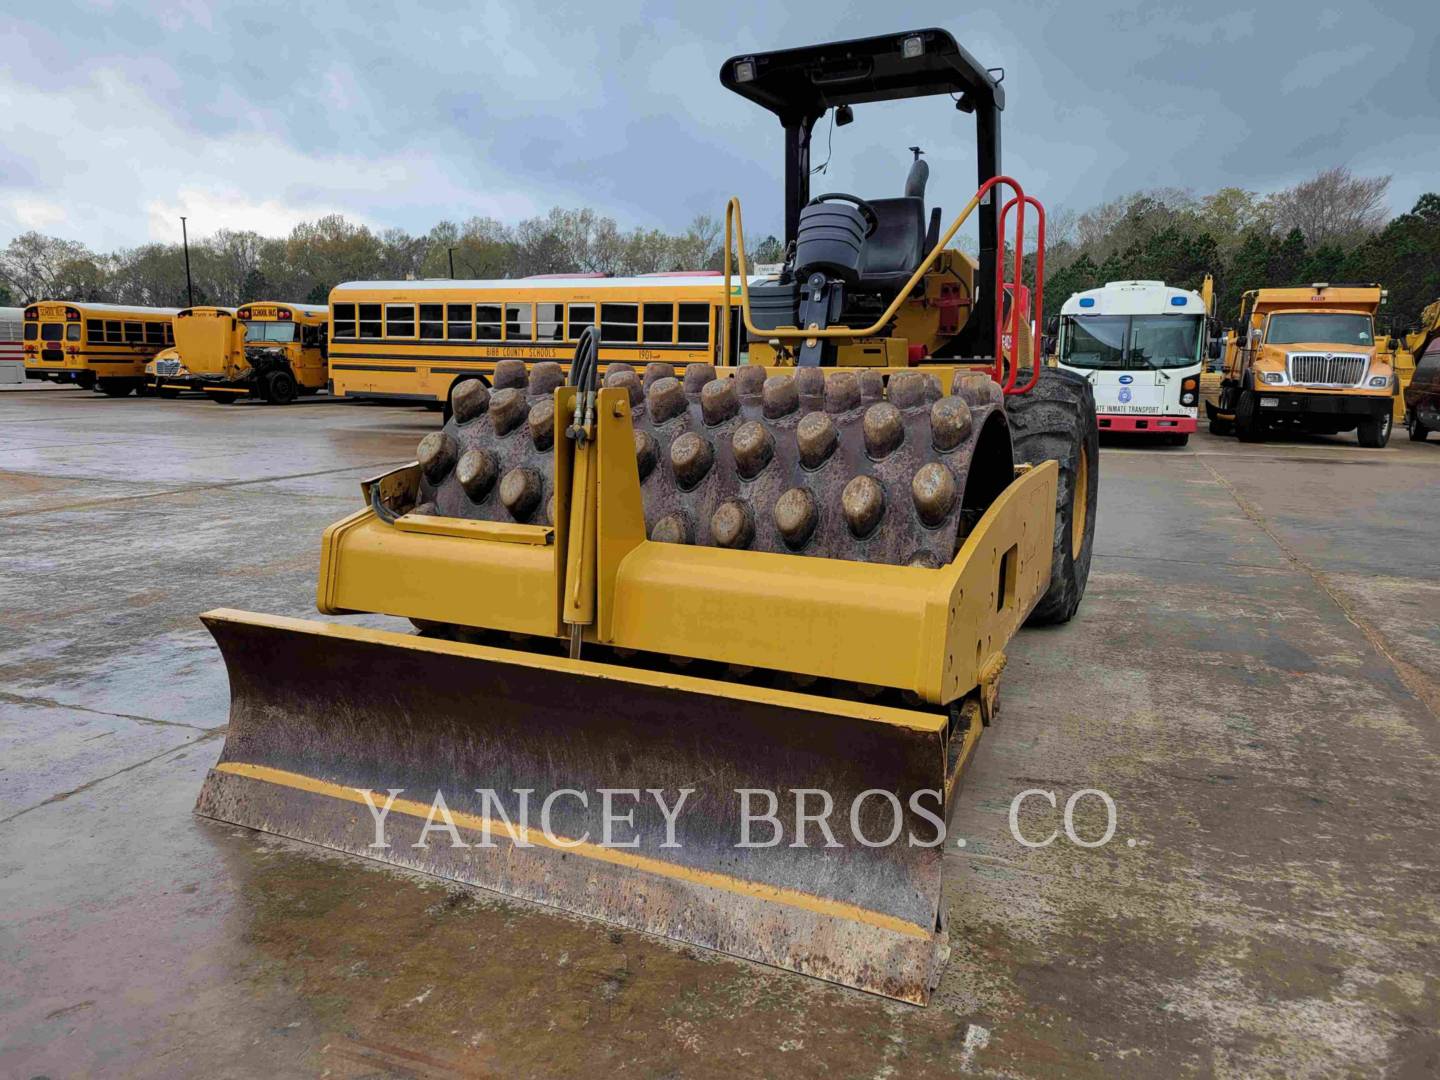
[0,307,23,384]
[1055,280,1206,445]
[23,302,179,396]
[148,302,329,405]
[327,274,756,408]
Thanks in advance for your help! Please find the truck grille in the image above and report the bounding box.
[155,359,181,376]
[1287,352,1367,387]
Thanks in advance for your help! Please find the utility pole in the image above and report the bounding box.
[448,247,456,278]
[180,216,194,307]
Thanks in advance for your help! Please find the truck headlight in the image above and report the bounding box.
[1368,375,1390,387]
[1180,391,1197,406]
[1258,371,1285,385]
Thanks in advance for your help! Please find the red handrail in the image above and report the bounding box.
[998,193,1046,394]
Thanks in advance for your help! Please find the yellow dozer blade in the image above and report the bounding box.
[196,359,1060,1004]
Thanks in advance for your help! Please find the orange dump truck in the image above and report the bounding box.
[1207,284,1395,447]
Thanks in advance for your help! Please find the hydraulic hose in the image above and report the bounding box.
[566,325,600,445]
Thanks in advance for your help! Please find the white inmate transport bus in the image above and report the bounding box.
[1056,280,1206,445]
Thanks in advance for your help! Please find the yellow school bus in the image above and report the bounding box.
[328,274,752,409]
[23,301,178,395]
[145,306,235,398]
[147,301,328,404]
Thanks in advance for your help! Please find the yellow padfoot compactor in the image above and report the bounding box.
[197,29,1099,1004]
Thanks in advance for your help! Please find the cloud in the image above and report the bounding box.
[12,198,68,231]
[0,0,1435,252]
[1278,46,1374,95]
[0,57,551,250]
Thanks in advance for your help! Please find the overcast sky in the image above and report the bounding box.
[3,0,1436,251]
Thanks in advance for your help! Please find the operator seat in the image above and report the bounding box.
[857,198,926,290]
[855,150,941,293]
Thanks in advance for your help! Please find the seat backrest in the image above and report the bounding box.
[858,197,926,281]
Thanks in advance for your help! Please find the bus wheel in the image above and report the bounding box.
[1168,432,1190,447]
[264,370,299,405]
[97,379,134,397]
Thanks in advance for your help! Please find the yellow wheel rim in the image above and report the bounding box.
[1071,448,1089,560]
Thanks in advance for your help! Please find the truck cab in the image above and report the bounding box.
[1055,280,1206,445]
[1210,284,1394,447]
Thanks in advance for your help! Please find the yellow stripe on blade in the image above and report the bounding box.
[215,760,931,941]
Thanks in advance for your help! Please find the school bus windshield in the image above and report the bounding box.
[244,321,296,343]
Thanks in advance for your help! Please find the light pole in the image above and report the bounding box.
[180,216,194,307]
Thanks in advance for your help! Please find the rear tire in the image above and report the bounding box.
[97,379,134,397]
[1406,411,1429,442]
[1008,368,1099,626]
[1168,432,1190,447]
[264,370,298,405]
[1356,412,1391,448]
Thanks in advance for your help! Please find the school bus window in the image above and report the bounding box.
[124,322,145,343]
[145,323,164,345]
[40,323,63,342]
[601,303,638,344]
[643,303,674,344]
[567,304,595,341]
[537,303,563,341]
[385,304,415,338]
[66,323,82,341]
[247,321,295,343]
[505,303,533,342]
[333,303,357,338]
[358,305,382,338]
[106,320,124,343]
[446,304,472,340]
[165,323,174,345]
[419,304,444,340]
[85,319,103,340]
[302,324,324,348]
[677,303,710,344]
[23,323,38,341]
[476,304,501,341]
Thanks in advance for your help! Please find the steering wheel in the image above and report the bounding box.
[808,193,880,237]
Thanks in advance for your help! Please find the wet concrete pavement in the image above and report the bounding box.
[2,383,1437,1078]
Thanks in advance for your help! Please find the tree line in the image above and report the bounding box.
[0,208,786,311]
[3,166,1436,333]
[1040,167,1440,333]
